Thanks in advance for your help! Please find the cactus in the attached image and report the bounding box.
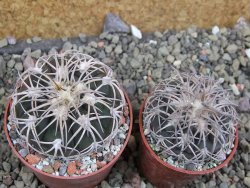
[143,71,238,170]
[10,50,126,160]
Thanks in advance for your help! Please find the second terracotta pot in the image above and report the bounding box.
[138,99,238,188]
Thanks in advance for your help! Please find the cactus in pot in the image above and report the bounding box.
[143,71,238,170]
[9,50,127,161]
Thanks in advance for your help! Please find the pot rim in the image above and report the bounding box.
[4,90,133,180]
[139,98,238,175]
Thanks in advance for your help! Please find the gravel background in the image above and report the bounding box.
[0,22,250,188]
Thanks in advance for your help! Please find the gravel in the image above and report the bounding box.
[0,21,250,188]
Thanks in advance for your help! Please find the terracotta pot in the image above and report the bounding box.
[4,92,133,188]
[138,99,238,188]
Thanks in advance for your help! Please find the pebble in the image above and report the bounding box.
[158,46,168,56]
[14,180,24,188]
[246,49,250,59]
[59,165,67,176]
[173,60,181,68]
[79,33,87,43]
[212,26,220,35]
[7,36,16,45]
[67,161,76,176]
[244,177,250,187]
[25,154,40,165]
[14,62,23,72]
[18,149,29,158]
[7,59,15,68]
[114,45,122,54]
[30,49,42,59]
[0,38,8,48]
[230,84,240,95]
[168,35,178,45]
[3,175,13,186]
[226,44,238,54]
[2,162,11,173]
[122,79,136,96]
[23,55,35,70]
[167,55,175,63]
[101,180,112,188]
[222,53,232,61]
[220,182,229,188]
[131,25,142,39]
[42,165,54,174]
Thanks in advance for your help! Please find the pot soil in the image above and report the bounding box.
[138,99,238,188]
[4,92,133,188]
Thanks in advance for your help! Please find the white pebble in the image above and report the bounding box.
[230,84,240,95]
[173,60,181,68]
[245,49,250,59]
[43,161,49,165]
[131,25,142,39]
[212,26,220,35]
[144,128,150,136]
[119,133,126,139]
[149,40,157,45]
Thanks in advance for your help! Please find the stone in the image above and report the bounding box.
[30,179,38,188]
[226,44,238,54]
[62,42,73,51]
[79,33,86,43]
[2,162,11,173]
[167,55,175,63]
[52,160,61,171]
[154,31,163,38]
[14,180,24,188]
[212,25,220,35]
[101,180,112,188]
[230,84,240,95]
[42,165,54,174]
[0,56,6,78]
[105,46,113,53]
[7,36,16,45]
[23,55,35,70]
[67,161,76,176]
[59,165,67,176]
[103,13,130,33]
[112,35,119,44]
[173,60,181,68]
[130,59,141,69]
[14,62,23,72]
[245,48,250,59]
[123,79,136,96]
[7,59,15,68]
[20,172,33,186]
[131,25,142,39]
[158,46,168,56]
[3,175,13,186]
[114,45,122,54]
[244,177,250,187]
[168,35,178,45]
[219,182,228,188]
[232,59,240,71]
[0,38,8,48]
[222,53,232,61]
[25,154,40,165]
[18,149,29,158]
[207,180,216,188]
[152,68,162,79]
[238,97,250,112]
[31,50,42,59]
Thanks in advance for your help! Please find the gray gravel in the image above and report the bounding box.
[0,22,250,188]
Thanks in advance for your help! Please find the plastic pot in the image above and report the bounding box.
[4,92,133,188]
[138,99,238,188]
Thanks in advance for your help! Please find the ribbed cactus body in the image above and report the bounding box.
[10,51,126,160]
[143,72,237,169]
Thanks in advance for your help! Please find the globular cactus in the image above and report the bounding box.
[143,71,238,170]
[10,50,126,160]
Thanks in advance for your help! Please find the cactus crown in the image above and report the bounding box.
[10,50,126,160]
[143,71,238,170]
